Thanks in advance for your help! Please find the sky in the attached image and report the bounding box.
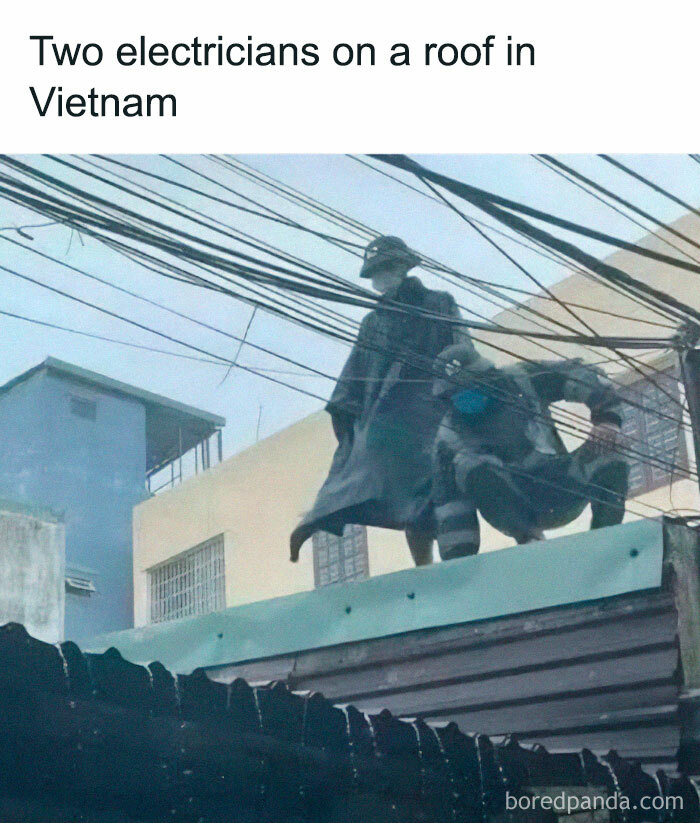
[0,153,698,482]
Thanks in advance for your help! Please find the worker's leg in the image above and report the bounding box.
[556,445,629,530]
[435,500,480,560]
[456,455,540,544]
[431,448,480,560]
[406,527,435,566]
[588,459,629,529]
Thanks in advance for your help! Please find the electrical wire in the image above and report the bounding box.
[0,156,688,438]
[416,172,688,415]
[536,155,700,260]
[599,155,700,220]
[1,154,697,524]
[2,240,693,489]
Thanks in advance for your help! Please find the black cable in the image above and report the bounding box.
[1,158,688,434]
[2,256,687,513]
[41,154,369,298]
[1,159,696,506]
[213,154,681,344]
[1,167,684,470]
[6,233,692,483]
[371,155,700,330]
[225,152,681,341]
[0,261,333,403]
[0,168,385,311]
[358,153,693,420]
[369,155,700,279]
[599,155,700,220]
[2,162,688,454]
[0,309,231,366]
[75,154,361,336]
[0,234,341,379]
[95,154,365,251]
[418,173,687,414]
[1,165,673,349]
[537,155,700,258]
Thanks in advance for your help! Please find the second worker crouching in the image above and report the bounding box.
[426,344,631,561]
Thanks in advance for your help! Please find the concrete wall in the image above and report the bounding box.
[0,370,148,641]
[132,211,700,625]
[0,500,65,643]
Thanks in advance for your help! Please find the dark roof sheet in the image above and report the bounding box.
[1,621,698,822]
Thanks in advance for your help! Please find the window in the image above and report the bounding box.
[619,370,688,496]
[312,524,369,587]
[149,535,225,624]
[69,395,97,421]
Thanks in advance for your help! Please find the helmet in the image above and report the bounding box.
[359,236,421,278]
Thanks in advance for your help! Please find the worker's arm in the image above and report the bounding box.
[325,314,373,440]
[530,358,626,453]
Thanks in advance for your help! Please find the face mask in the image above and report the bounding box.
[371,268,405,294]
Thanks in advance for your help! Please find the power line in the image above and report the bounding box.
[599,155,700,220]
[212,154,681,357]
[3,156,689,444]
[0,234,340,379]
[226,152,681,352]
[0,156,690,435]
[0,308,229,366]
[371,155,700,330]
[75,154,361,336]
[0,156,696,523]
[1,262,685,518]
[417,173,687,415]
[3,241,692,487]
[0,163,672,350]
[537,155,700,260]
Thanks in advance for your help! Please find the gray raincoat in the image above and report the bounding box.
[290,276,473,557]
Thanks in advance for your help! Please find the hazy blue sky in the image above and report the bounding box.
[1,154,697,479]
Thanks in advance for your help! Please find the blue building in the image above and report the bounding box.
[0,358,225,642]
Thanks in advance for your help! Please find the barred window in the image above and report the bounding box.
[312,524,369,587]
[619,370,687,496]
[149,535,225,623]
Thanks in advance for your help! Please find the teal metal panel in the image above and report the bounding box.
[90,519,664,674]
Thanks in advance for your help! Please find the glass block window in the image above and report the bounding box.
[149,535,225,624]
[312,524,369,587]
[619,370,687,496]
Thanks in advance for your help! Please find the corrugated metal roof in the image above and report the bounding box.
[90,519,664,672]
[2,621,698,822]
[217,589,681,772]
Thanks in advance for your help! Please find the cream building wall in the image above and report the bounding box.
[133,211,700,627]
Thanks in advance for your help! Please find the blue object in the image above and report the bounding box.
[452,387,494,416]
[89,519,665,674]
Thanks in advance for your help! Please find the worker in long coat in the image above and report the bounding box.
[290,236,475,566]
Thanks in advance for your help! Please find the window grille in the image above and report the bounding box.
[312,524,369,587]
[618,370,687,496]
[149,535,225,624]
